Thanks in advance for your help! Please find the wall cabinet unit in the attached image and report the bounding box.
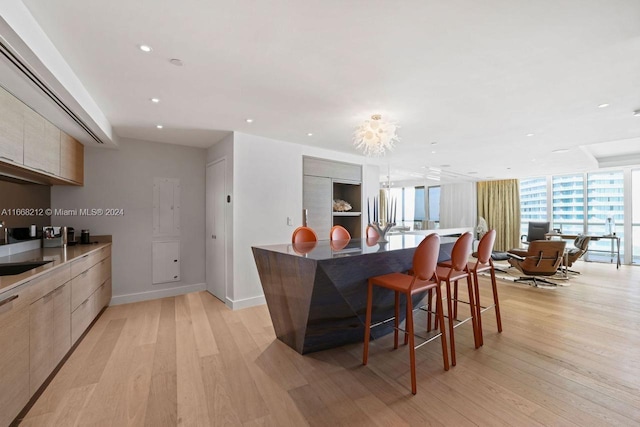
[60,131,84,184]
[303,157,362,239]
[0,85,24,164]
[0,84,83,186]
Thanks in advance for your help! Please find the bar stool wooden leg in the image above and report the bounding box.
[453,281,459,319]
[490,267,503,333]
[465,275,480,349]
[426,289,433,332]
[363,280,374,365]
[472,269,484,346]
[444,280,456,366]
[434,285,450,372]
[406,292,417,395]
[394,291,400,349]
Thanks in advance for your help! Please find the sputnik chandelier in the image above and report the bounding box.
[353,114,399,156]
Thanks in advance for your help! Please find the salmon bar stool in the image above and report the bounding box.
[430,232,480,366]
[292,226,318,244]
[469,229,502,346]
[330,225,351,240]
[363,233,449,395]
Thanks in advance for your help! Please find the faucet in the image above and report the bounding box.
[0,221,6,245]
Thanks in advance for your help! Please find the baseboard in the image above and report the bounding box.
[225,294,266,310]
[110,283,207,305]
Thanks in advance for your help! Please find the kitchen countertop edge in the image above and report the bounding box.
[0,236,112,295]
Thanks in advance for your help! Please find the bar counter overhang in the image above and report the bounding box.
[252,234,456,354]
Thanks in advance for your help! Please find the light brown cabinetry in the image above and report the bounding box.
[70,247,112,344]
[60,132,84,184]
[0,85,83,185]
[0,288,30,427]
[0,86,24,164]
[29,282,70,394]
[23,106,60,176]
[303,157,363,239]
[0,244,110,426]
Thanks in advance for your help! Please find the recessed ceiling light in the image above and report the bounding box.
[430,141,438,145]
[431,150,436,154]
[598,103,610,108]
[156,125,163,129]
[139,44,152,53]
[245,118,254,123]
[440,164,451,168]
[634,110,640,117]
[169,58,183,66]
[552,148,569,153]
[526,133,535,137]
[307,133,313,137]
[150,98,160,103]
[507,167,512,170]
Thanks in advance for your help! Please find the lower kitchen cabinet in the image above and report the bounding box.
[0,290,30,427]
[29,282,71,394]
[0,243,111,427]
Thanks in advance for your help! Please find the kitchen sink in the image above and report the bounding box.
[0,261,53,276]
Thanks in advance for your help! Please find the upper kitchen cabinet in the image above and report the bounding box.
[24,106,60,176]
[0,85,83,186]
[0,86,24,165]
[60,132,84,184]
[303,157,363,239]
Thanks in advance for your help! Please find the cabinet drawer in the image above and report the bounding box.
[99,256,111,284]
[71,291,96,345]
[97,278,112,310]
[70,251,100,278]
[29,265,71,302]
[70,263,101,311]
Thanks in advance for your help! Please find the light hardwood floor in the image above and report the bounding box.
[19,261,640,426]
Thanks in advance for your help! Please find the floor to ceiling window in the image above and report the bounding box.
[586,171,624,261]
[428,186,440,228]
[552,174,584,236]
[520,169,632,265]
[520,177,547,236]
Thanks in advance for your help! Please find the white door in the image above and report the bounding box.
[206,159,226,301]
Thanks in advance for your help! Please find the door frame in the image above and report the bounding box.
[206,157,228,302]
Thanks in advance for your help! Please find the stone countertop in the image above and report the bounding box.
[0,238,112,295]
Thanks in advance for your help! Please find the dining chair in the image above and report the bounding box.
[468,229,502,346]
[292,226,318,244]
[429,232,478,366]
[330,225,351,241]
[363,233,449,395]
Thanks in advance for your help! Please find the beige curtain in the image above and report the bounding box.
[477,179,521,251]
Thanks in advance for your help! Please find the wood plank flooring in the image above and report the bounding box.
[19,261,640,426]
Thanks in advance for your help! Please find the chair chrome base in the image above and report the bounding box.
[514,276,560,287]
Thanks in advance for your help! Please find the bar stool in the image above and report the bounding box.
[430,232,479,366]
[363,233,449,395]
[330,225,351,240]
[292,226,318,244]
[469,229,502,346]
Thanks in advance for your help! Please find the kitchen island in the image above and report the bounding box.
[252,234,456,354]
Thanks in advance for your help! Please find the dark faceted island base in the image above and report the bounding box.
[252,235,455,354]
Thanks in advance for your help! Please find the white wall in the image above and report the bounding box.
[231,132,378,306]
[51,138,207,303]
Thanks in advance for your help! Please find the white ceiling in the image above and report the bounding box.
[9,0,640,183]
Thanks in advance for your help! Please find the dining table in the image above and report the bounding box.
[252,234,457,354]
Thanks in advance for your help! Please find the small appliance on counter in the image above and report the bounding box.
[67,227,76,245]
[80,229,90,244]
[43,226,68,248]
